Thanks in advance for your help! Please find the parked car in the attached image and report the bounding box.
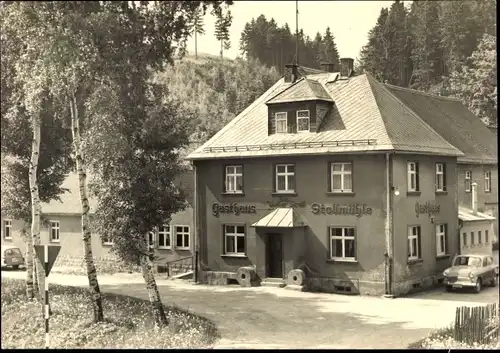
[1,245,25,270]
[443,254,498,293]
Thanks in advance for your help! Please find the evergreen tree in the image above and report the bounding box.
[359,8,390,82]
[189,8,205,59]
[214,9,232,59]
[319,27,340,69]
[408,0,443,90]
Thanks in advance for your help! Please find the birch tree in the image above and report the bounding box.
[0,2,105,319]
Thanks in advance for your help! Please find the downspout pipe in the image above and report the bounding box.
[384,152,394,296]
[192,161,199,284]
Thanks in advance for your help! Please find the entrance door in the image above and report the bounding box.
[266,233,283,278]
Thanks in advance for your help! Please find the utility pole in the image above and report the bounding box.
[295,0,299,65]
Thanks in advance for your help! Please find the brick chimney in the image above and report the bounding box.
[284,63,299,83]
[339,58,354,78]
[320,62,336,73]
[471,181,478,215]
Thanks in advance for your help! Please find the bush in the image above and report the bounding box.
[1,278,219,348]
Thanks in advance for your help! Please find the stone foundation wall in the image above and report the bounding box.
[199,271,238,285]
[199,270,444,297]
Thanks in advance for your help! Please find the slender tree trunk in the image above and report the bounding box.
[69,95,104,322]
[22,224,35,299]
[33,254,39,293]
[195,31,198,59]
[28,113,46,311]
[220,40,223,59]
[140,253,168,327]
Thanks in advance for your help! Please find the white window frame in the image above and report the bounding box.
[223,225,246,255]
[329,227,356,260]
[331,162,353,192]
[175,225,190,250]
[435,163,445,192]
[296,110,310,133]
[485,171,491,192]
[49,221,60,243]
[408,226,421,260]
[436,224,447,256]
[407,162,418,192]
[158,225,171,249]
[275,164,295,193]
[225,165,243,194]
[275,112,288,134]
[2,219,12,240]
[465,171,472,192]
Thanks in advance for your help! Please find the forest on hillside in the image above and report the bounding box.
[359,0,496,125]
[155,55,280,146]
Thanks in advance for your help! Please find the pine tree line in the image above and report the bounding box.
[359,0,496,124]
[239,14,340,73]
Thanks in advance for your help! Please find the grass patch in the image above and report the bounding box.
[408,325,500,349]
[1,278,220,348]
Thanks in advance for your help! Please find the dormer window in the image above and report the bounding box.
[297,110,310,133]
[275,112,288,133]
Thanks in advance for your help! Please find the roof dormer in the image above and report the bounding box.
[266,75,334,135]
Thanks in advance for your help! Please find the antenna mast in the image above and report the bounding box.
[295,0,299,66]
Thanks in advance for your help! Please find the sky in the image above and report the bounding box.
[185,1,398,61]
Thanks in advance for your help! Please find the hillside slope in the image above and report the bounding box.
[155,55,281,146]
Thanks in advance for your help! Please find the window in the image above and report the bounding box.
[158,225,171,249]
[225,165,243,193]
[465,171,472,192]
[223,225,245,255]
[2,220,12,240]
[436,224,447,256]
[407,162,419,192]
[462,232,467,246]
[275,112,287,133]
[435,163,446,192]
[275,164,295,193]
[485,230,489,243]
[485,171,491,192]
[49,221,60,243]
[329,227,356,260]
[296,110,310,132]
[148,231,156,247]
[408,226,421,260]
[478,231,482,244]
[102,235,113,246]
[470,231,475,245]
[331,162,353,192]
[175,226,190,250]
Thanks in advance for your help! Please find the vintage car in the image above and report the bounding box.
[443,254,498,293]
[1,245,25,270]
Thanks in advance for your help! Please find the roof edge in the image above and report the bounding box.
[383,83,461,102]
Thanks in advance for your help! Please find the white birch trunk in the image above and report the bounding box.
[140,252,168,327]
[70,95,104,322]
[22,225,35,299]
[28,113,46,309]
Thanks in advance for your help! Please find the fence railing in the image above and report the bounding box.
[454,303,499,345]
[164,256,193,277]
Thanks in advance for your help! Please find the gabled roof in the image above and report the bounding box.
[187,70,464,160]
[383,84,497,164]
[266,78,333,104]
